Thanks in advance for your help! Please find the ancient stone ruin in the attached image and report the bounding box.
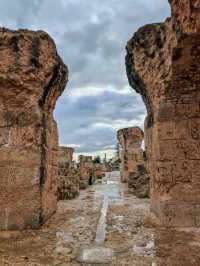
[0,28,68,230]
[58,146,79,200]
[117,127,144,182]
[78,155,94,189]
[93,162,105,180]
[126,0,200,226]
[117,127,149,197]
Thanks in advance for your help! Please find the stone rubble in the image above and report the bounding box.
[0,172,200,265]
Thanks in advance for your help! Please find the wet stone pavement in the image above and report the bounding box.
[0,171,200,265]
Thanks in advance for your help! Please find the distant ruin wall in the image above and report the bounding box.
[126,0,200,226]
[0,28,68,230]
[58,147,79,200]
[79,155,94,188]
[117,127,144,182]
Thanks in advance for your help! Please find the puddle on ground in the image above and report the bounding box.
[78,172,122,262]
[94,171,123,244]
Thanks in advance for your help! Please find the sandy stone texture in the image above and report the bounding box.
[117,127,144,183]
[58,147,79,200]
[0,28,68,230]
[126,0,200,226]
[78,155,94,189]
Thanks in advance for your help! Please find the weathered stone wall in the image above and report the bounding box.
[93,163,104,180]
[126,0,200,226]
[102,162,111,173]
[79,155,94,189]
[117,127,144,183]
[58,147,79,200]
[0,28,68,230]
[128,163,149,198]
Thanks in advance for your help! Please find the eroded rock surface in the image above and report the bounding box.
[128,165,149,198]
[58,147,79,200]
[126,0,200,226]
[93,163,105,180]
[117,127,144,181]
[78,155,94,189]
[0,28,68,230]
[117,127,149,197]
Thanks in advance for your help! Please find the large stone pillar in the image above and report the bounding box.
[79,155,94,188]
[126,0,200,226]
[117,127,144,183]
[0,28,68,230]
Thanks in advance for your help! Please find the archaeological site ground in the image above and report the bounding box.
[0,0,200,265]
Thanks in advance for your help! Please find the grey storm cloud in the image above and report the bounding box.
[0,0,170,155]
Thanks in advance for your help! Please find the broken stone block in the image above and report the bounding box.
[0,28,68,230]
[126,0,200,226]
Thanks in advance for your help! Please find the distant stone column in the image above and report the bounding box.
[0,28,68,230]
[79,155,94,188]
[126,0,200,226]
[117,127,144,183]
[58,147,79,200]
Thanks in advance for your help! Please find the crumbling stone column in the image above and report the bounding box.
[58,147,79,200]
[117,127,144,183]
[0,28,68,230]
[79,155,94,188]
[93,163,104,180]
[126,0,200,226]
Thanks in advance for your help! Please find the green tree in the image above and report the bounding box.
[93,156,101,164]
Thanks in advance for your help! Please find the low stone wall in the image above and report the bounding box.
[58,147,79,200]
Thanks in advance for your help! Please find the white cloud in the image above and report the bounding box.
[91,115,145,131]
[0,0,170,155]
[66,85,133,101]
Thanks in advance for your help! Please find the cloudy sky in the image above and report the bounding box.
[0,0,170,158]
